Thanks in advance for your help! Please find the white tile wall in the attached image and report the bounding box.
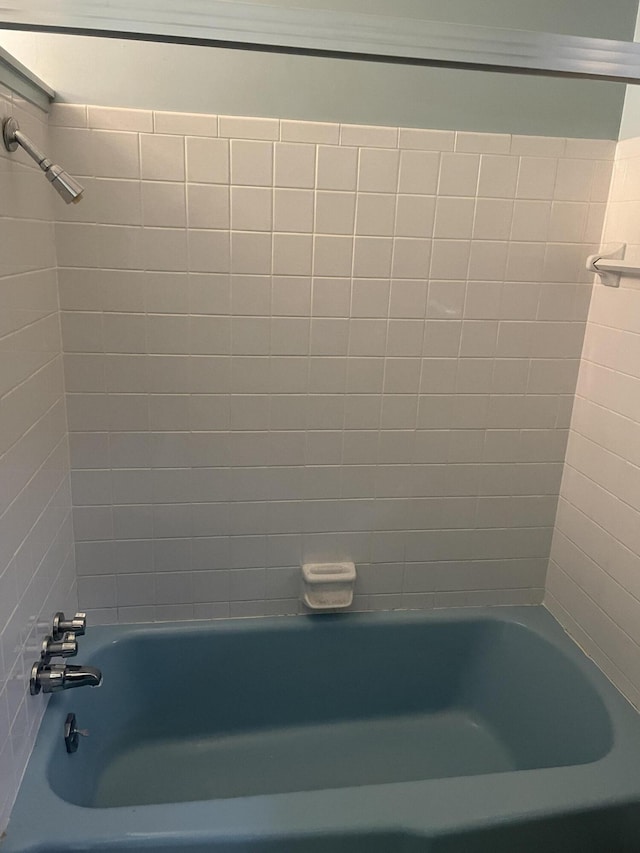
[546,135,640,710]
[0,90,76,831]
[49,104,612,626]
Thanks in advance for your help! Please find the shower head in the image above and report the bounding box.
[45,163,84,204]
[2,117,84,204]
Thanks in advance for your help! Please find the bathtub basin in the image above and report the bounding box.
[5,606,640,851]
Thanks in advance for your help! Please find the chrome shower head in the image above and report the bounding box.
[2,117,84,204]
[45,163,84,204]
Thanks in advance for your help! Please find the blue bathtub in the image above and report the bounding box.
[5,607,640,852]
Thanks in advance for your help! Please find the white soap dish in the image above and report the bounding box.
[301,562,356,610]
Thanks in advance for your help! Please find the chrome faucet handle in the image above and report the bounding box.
[52,611,86,639]
[41,632,78,661]
[64,713,89,754]
[31,662,65,694]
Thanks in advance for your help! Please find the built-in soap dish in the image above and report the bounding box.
[301,562,356,610]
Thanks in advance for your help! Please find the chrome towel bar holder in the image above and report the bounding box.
[586,243,640,287]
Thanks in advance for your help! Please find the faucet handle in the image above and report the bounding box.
[30,662,65,695]
[64,713,89,753]
[41,632,78,661]
[52,611,86,639]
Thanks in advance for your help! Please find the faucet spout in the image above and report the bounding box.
[61,664,102,689]
[30,662,103,695]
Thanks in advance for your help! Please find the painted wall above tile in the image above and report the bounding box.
[0,16,635,139]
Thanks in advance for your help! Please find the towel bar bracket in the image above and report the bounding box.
[585,243,640,288]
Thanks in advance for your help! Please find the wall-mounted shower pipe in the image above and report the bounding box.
[2,116,84,204]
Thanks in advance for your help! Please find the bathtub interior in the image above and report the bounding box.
[44,614,613,808]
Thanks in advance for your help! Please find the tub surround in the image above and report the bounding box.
[50,104,612,623]
[546,134,640,710]
[0,89,76,830]
[0,95,616,838]
[1,94,636,837]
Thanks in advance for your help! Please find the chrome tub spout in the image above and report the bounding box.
[30,662,102,695]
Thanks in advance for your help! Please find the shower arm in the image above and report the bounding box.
[3,117,53,171]
[2,116,84,203]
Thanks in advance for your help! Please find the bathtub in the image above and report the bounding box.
[5,607,640,852]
